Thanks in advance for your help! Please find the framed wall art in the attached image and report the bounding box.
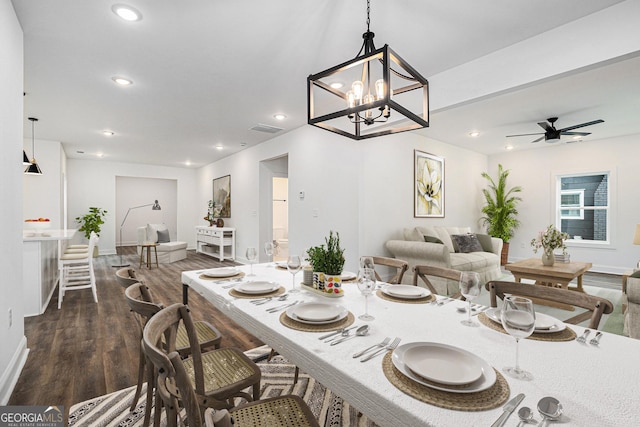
[213,174,231,218]
[414,150,444,217]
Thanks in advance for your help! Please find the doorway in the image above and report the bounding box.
[272,177,288,261]
[258,155,288,263]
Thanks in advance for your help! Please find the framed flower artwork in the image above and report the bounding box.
[414,150,444,217]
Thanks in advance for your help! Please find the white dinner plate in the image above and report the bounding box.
[341,271,357,281]
[402,344,483,385]
[276,262,288,270]
[292,302,344,321]
[383,285,430,299]
[202,267,240,278]
[235,281,279,294]
[392,342,496,393]
[485,308,565,334]
[286,303,347,325]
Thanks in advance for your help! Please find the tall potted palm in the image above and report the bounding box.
[480,164,523,265]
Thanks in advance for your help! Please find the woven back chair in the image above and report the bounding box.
[367,256,409,284]
[203,396,320,427]
[412,265,464,298]
[115,267,139,288]
[486,281,614,329]
[142,303,263,427]
[125,283,223,426]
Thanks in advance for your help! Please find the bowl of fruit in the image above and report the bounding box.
[25,218,51,233]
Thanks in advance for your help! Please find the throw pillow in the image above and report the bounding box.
[629,270,640,279]
[424,235,444,244]
[146,223,168,243]
[157,229,170,243]
[475,233,494,253]
[451,233,483,253]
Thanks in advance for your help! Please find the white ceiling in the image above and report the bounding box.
[13,0,640,167]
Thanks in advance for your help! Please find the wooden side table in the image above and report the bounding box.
[139,242,159,269]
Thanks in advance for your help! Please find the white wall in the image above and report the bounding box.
[489,134,640,274]
[66,159,198,253]
[197,125,489,273]
[0,1,27,405]
[23,139,63,227]
[115,176,177,246]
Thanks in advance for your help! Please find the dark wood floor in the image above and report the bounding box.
[9,247,262,417]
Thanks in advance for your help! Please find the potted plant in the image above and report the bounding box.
[530,225,570,266]
[305,231,345,294]
[75,207,107,256]
[480,164,523,265]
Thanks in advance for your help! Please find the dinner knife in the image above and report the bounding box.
[319,325,358,341]
[491,393,525,427]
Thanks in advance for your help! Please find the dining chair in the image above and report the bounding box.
[142,303,263,427]
[486,280,614,329]
[368,256,409,284]
[203,396,320,427]
[115,267,139,288]
[57,231,99,308]
[412,265,463,298]
[125,282,223,426]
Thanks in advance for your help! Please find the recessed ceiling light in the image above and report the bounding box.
[185,160,191,166]
[102,130,114,136]
[505,145,514,150]
[97,153,104,158]
[330,82,344,89]
[215,144,223,151]
[273,113,287,121]
[112,76,133,86]
[468,131,480,137]
[111,4,142,21]
[572,135,581,140]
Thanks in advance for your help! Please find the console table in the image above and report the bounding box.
[195,226,235,261]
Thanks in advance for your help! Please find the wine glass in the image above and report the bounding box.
[459,272,481,327]
[246,247,257,276]
[287,255,302,293]
[357,266,376,321]
[264,241,275,266]
[501,296,536,380]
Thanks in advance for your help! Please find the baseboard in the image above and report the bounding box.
[0,335,29,405]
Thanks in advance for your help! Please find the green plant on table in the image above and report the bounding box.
[75,207,107,240]
[305,231,345,275]
[531,224,570,255]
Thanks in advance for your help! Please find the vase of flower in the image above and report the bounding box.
[541,250,555,266]
[531,225,569,266]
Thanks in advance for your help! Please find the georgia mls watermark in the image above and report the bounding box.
[0,406,64,427]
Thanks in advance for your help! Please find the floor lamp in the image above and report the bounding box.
[112,200,161,268]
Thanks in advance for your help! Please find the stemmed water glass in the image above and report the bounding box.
[246,247,257,276]
[357,263,376,321]
[287,255,302,293]
[501,296,536,380]
[264,241,275,266]
[459,271,481,327]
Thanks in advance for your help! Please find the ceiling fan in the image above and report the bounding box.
[506,117,604,143]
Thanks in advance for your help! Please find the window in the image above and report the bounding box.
[556,173,609,242]
[560,190,584,219]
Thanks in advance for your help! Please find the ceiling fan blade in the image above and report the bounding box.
[506,132,544,138]
[531,136,545,143]
[558,119,604,132]
[561,131,591,136]
[537,121,553,131]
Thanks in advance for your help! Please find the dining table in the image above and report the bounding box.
[181,262,640,426]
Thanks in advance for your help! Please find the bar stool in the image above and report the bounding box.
[58,232,99,308]
[139,242,159,269]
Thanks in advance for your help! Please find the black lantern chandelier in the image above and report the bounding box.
[307,0,429,140]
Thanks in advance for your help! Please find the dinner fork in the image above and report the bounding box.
[576,329,591,343]
[360,337,401,362]
[589,331,603,346]
[352,337,390,358]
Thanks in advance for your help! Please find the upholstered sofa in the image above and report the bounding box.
[623,276,639,339]
[386,226,503,295]
[136,223,187,263]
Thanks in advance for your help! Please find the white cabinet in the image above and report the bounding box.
[195,226,236,261]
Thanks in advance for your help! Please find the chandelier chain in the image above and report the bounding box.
[366,0,370,32]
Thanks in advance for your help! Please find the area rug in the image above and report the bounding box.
[68,346,377,427]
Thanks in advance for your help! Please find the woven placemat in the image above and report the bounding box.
[478,312,577,342]
[375,290,435,304]
[198,272,246,282]
[279,311,355,332]
[229,286,286,299]
[382,352,509,411]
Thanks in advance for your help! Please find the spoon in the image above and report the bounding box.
[517,406,535,426]
[325,327,352,343]
[537,397,563,426]
[330,325,370,345]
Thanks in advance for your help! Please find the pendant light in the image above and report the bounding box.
[25,117,43,175]
[307,0,429,140]
[23,150,30,165]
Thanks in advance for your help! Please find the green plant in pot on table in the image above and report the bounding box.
[306,231,345,294]
[75,207,107,257]
[530,224,569,266]
[480,164,523,265]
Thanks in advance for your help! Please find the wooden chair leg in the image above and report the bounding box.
[293,366,299,385]
[130,344,146,412]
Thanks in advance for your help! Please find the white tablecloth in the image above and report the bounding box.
[182,263,640,426]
